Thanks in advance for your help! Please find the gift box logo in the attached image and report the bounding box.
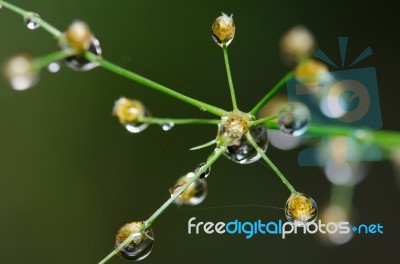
[286,37,382,166]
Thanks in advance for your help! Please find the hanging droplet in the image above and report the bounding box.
[62,37,102,71]
[219,124,268,164]
[285,193,318,224]
[172,172,207,206]
[281,26,315,64]
[115,221,154,261]
[211,13,235,47]
[161,122,174,131]
[278,102,310,136]
[112,97,151,133]
[4,54,38,91]
[194,162,211,178]
[24,12,41,30]
[47,62,61,73]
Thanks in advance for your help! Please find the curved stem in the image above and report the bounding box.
[245,132,297,194]
[250,71,294,115]
[85,52,227,117]
[265,121,400,148]
[32,49,76,70]
[0,1,62,38]
[251,114,277,126]
[222,43,238,110]
[98,139,230,264]
[138,116,221,125]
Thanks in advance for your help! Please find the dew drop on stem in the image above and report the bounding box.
[24,12,41,30]
[161,122,174,131]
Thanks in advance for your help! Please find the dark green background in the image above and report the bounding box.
[0,0,399,263]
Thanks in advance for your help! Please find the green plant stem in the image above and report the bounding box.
[251,114,277,126]
[32,49,76,70]
[246,132,297,194]
[0,1,62,38]
[250,71,294,115]
[222,43,238,110]
[265,121,400,148]
[85,52,227,117]
[138,116,221,125]
[98,235,133,264]
[98,139,230,264]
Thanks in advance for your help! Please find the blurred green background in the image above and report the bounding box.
[0,0,399,263]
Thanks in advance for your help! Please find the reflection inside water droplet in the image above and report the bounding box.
[61,37,102,71]
[219,124,268,164]
[194,162,211,178]
[161,122,174,131]
[24,12,41,30]
[115,221,154,261]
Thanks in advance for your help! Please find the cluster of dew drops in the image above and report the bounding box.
[1,8,352,260]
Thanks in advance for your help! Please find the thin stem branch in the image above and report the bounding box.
[98,235,134,264]
[251,114,278,126]
[265,121,400,148]
[32,49,76,70]
[0,1,63,38]
[250,71,294,115]
[246,132,297,194]
[98,139,230,264]
[85,52,227,117]
[138,116,221,125]
[222,43,238,110]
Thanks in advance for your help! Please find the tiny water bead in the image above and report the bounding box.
[24,12,41,30]
[219,124,269,164]
[161,122,174,131]
[278,102,311,136]
[115,221,154,261]
[47,62,61,73]
[4,54,38,91]
[281,26,315,63]
[194,162,211,178]
[211,13,235,47]
[171,172,207,206]
[112,97,151,133]
[285,193,318,224]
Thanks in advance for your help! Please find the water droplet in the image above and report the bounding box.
[211,13,235,47]
[219,124,268,164]
[112,97,151,134]
[285,193,318,224]
[124,108,151,133]
[161,122,174,131]
[199,106,206,111]
[4,54,38,91]
[278,102,310,136]
[115,221,154,261]
[61,37,102,71]
[24,12,41,30]
[194,162,211,178]
[47,62,61,73]
[172,173,207,206]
